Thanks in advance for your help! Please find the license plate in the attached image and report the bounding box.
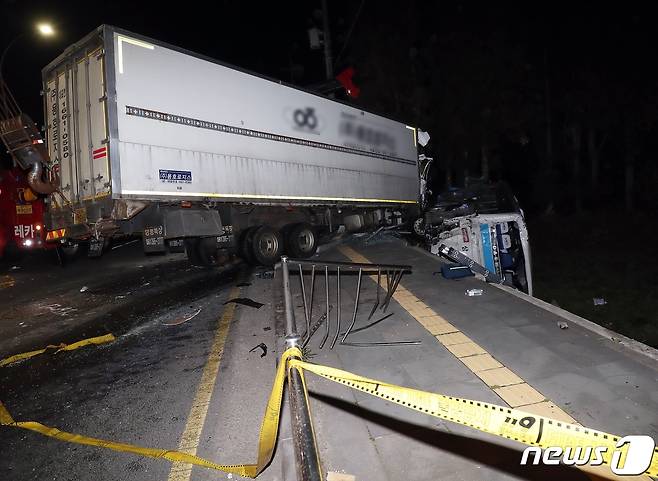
[16,204,33,215]
[143,225,166,253]
[167,238,185,253]
[88,237,104,257]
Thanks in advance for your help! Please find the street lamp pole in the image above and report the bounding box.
[0,34,25,83]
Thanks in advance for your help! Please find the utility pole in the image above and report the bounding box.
[321,0,334,80]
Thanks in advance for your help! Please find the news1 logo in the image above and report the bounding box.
[520,435,655,475]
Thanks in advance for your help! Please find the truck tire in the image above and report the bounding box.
[56,243,84,265]
[251,226,283,266]
[286,222,317,259]
[413,217,426,236]
[239,226,258,265]
[184,238,203,266]
[197,237,223,267]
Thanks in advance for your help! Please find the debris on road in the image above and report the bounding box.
[224,297,264,309]
[111,239,139,250]
[237,282,251,287]
[593,297,607,306]
[43,303,77,316]
[557,321,569,329]
[162,308,202,326]
[10,265,21,271]
[256,270,274,279]
[438,263,474,279]
[327,472,356,481]
[79,286,89,292]
[0,275,15,289]
[249,342,268,357]
[465,288,484,297]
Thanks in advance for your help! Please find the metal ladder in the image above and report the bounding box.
[0,79,38,161]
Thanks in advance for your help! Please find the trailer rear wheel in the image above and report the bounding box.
[184,238,203,266]
[252,226,283,266]
[286,222,317,258]
[239,226,258,265]
[197,237,224,267]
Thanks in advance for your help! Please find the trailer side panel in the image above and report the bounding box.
[109,30,419,205]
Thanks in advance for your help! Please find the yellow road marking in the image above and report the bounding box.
[338,245,650,480]
[167,286,240,481]
[459,353,503,372]
[473,366,523,388]
[493,383,546,407]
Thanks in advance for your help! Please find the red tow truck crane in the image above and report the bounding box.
[0,77,61,260]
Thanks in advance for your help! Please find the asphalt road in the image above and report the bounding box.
[2,239,656,481]
[0,243,283,481]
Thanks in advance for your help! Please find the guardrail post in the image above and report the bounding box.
[281,256,323,481]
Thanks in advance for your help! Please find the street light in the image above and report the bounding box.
[36,23,55,37]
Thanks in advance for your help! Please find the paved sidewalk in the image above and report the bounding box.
[278,238,658,481]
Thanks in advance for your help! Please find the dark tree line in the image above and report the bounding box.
[334,2,658,215]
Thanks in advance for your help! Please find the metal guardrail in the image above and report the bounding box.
[280,255,414,481]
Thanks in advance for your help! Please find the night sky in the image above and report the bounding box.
[2,1,658,213]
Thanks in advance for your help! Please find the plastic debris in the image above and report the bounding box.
[557,321,568,329]
[249,342,267,357]
[163,309,201,326]
[80,286,89,292]
[465,288,483,297]
[593,298,607,306]
[224,297,264,309]
[10,265,21,271]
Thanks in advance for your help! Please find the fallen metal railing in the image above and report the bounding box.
[283,257,415,349]
[281,257,323,481]
[280,255,415,481]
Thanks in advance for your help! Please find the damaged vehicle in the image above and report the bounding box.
[415,179,532,295]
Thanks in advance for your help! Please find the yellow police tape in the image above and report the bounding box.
[0,333,116,367]
[1,346,656,478]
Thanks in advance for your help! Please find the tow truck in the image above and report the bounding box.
[0,77,64,260]
[0,164,54,259]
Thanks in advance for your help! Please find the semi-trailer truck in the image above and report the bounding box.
[41,25,427,266]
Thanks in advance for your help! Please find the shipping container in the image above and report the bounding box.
[42,25,424,265]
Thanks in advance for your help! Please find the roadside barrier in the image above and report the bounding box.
[0,333,115,367]
[1,345,656,477]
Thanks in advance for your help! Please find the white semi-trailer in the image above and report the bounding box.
[42,25,425,265]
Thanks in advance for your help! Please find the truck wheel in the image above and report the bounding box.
[56,243,84,265]
[239,226,258,265]
[197,237,226,267]
[286,222,317,259]
[413,218,426,236]
[252,226,283,266]
[184,238,203,266]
